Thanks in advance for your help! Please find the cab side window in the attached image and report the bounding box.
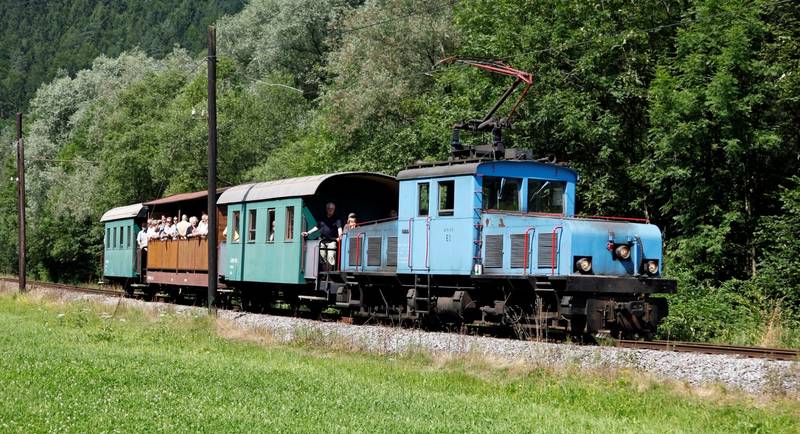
[418,183,429,216]
[438,181,454,216]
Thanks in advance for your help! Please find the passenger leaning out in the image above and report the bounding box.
[160,217,178,240]
[302,202,342,271]
[343,213,357,233]
[186,216,201,238]
[176,215,190,238]
[197,213,209,237]
[147,219,159,240]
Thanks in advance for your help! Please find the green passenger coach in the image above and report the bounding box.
[217,172,398,291]
[101,203,146,279]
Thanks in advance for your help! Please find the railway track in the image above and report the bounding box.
[615,339,800,362]
[1,277,797,362]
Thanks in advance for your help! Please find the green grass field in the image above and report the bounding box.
[0,293,797,433]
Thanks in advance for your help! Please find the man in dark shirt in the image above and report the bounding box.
[302,202,342,270]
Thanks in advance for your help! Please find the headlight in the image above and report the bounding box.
[645,260,659,275]
[575,257,592,273]
[614,244,631,260]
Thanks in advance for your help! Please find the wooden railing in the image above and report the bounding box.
[147,238,208,272]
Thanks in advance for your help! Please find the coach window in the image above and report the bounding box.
[418,183,429,216]
[266,208,276,242]
[285,207,295,241]
[231,211,241,243]
[112,227,117,248]
[247,209,257,242]
[119,225,124,247]
[528,179,566,214]
[127,226,131,248]
[106,228,110,248]
[483,176,521,211]
[438,181,454,216]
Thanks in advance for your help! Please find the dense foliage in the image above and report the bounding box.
[2,0,798,345]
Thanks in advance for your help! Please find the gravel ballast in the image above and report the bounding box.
[21,287,800,395]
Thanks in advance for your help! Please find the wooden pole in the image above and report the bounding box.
[16,112,26,292]
[207,26,218,310]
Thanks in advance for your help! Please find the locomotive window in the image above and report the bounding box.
[418,183,429,216]
[231,211,241,243]
[438,181,454,216]
[482,176,521,211]
[285,207,295,240]
[266,208,276,242]
[527,180,566,214]
[247,209,257,242]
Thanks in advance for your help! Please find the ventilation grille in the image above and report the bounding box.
[386,236,398,267]
[510,234,528,268]
[367,237,382,266]
[484,235,503,268]
[348,237,361,266]
[537,232,555,268]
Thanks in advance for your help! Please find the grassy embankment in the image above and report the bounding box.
[0,292,798,433]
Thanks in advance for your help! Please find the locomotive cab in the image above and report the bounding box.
[392,157,675,338]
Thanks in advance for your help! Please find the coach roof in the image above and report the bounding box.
[100,203,146,222]
[396,159,577,180]
[217,172,396,205]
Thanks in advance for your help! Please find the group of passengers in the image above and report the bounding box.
[136,213,209,249]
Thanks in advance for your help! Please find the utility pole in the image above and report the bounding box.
[207,26,218,310]
[16,112,26,292]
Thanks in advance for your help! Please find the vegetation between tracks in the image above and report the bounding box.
[0,293,798,433]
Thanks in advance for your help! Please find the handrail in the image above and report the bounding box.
[354,232,366,271]
[522,227,535,274]
[551,226,563,276]
[336,237,342,271]
[407,218,414,270]
[424,217,431,270]
[481,208,649,223]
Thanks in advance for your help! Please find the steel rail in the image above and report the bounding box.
[0,277,123,297]
[616,339,799,361]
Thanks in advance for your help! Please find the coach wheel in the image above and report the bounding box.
[240,291,256,312]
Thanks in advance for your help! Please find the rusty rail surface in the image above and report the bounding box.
[1,276,798,361]
[616,339,799,361]
[0,277,123,297]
